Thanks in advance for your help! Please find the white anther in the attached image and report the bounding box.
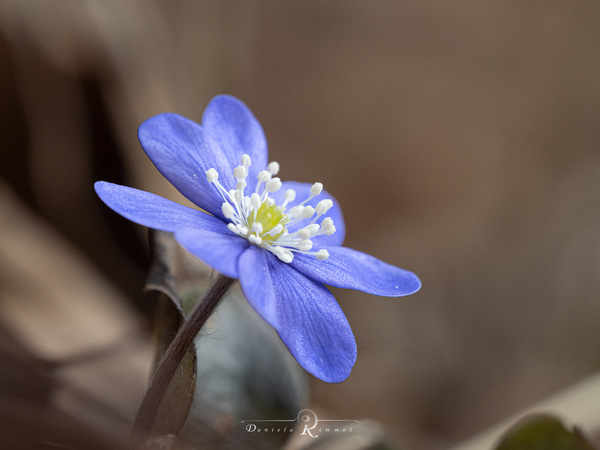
[319,217,336,235]
[297,228,309,240]
[302,205,315,219]
[243,196,251,211]
[251,222,263,234]
[234,190,243,203]
[236,180,247,190]
[277,249,294,263]
[288,205,304,219]
[269,224,283,236]
[283,189,296,204]
[241,154,251,167]
[315,199,333,216]
[233,165,246,179]
[306,223,320,236]
[310,182,323,196]
[267,161,280,175]
[222,203,235,219]
[235,224,248,235]
[227,223,238,234]
[265,177,282,193]
[316,249,329,260]
[206,168,219,182]
[298,240,313,251]
[257,170,272,183]
[249,234,262,245]
[250,193,261,209]
[297,224,320,239]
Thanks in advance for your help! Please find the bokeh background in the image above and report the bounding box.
[2,1,600,448]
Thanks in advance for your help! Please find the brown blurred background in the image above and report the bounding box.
[2,0,600,448]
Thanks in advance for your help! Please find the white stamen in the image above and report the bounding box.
[257,170,271,184]
[298,240,313,251]
[319,217,336,235]
[233,165,246,179]
[315,199,333,216]
[265,177,282,193]
[235,224,248,235]
[301,205,315,219]
[297,224,320,239]
[288,205,304,219]
[249,234,262,245]
[283,189,296,206]
[250,193,261,210]
[243,196,251,211]
[269,224,283,236]
[251,222,263,234]
[206,168,219,182]
[316,249,329,260]
[267,161,280,175]
[277,248,294,263]
[205,155,336,264]
[222,203,235,219]
[311,182,323,196]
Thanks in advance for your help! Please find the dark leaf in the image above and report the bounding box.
[143,230,210,439]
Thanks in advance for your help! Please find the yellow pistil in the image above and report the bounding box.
[247,201,289,243]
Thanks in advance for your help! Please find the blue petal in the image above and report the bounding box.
[237,246,278,328]
[138,97,267,219]
[291,247,421,296]
[238,249,356,382]
[94,181,228,234]
[174,227,249,278]
[202,95,268,187]
[138,113,229,219]
[270,181,346,247]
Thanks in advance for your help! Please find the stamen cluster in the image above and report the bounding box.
[206,154,336,263]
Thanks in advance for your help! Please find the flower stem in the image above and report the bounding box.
[132,274,235,440]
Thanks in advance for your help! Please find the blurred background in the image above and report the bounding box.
[2,0,600,448]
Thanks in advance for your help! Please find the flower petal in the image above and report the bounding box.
[291,246,421,297]
[239,249,356,382]
[237,246,278,328]
[94,181,228,233]
[174,227,249,278]
[271,181,346,247]
[202,95,268,186]
[138,112,231,218]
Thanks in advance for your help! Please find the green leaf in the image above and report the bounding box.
[495,414,597,450]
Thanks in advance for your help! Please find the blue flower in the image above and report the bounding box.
[95,95,420,383]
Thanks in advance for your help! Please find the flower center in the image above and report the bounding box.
[205,154,335,263]
[247,201,288,244]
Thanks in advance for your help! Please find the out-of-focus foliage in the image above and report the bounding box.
[0,183,149,449]
[495,414,597,450]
